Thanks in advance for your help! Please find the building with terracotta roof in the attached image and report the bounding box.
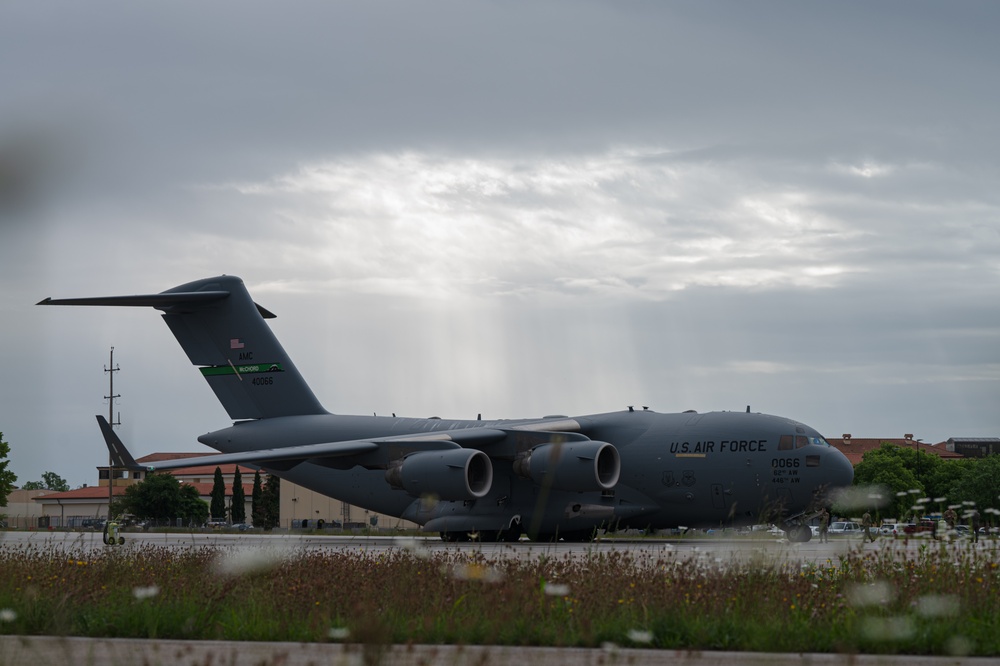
[33,453,255,528]
[828,435,964,466]
[32,451,418,531]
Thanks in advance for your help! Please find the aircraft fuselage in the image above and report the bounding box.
[199,408,853,537]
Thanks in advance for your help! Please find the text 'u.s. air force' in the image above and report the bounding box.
[669,440,768,454]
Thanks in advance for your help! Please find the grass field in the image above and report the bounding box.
[0,540,996,656]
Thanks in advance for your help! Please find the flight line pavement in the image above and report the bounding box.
[0,529,993,564]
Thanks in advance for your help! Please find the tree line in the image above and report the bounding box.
[851,442,1000,523]
[110,467,281,529]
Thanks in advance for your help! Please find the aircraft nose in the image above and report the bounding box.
[827,447,855,488]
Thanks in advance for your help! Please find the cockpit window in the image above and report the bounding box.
[778,435,794,451]
[809,436,830,447]
[795,435,809,448]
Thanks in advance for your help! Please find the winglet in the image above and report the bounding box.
[96,415,143,471]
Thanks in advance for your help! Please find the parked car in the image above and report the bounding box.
[828,521,862,535]
[880,523,911,537]
[903,520,938,536]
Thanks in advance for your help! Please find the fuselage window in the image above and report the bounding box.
[778,435,794,451]
[806,455,821,467]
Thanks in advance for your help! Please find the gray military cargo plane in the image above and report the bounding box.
[39,275,853,542]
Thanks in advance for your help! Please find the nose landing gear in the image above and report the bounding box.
[785,524,812,543]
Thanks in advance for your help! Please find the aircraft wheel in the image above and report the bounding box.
[118,537,125,545]
[786,525,811,543]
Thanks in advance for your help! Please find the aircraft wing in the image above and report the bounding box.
[96,415,510,472]
[137,440,384,472]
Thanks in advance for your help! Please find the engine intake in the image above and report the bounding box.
[512,440,620,492]
[385,448,493,501]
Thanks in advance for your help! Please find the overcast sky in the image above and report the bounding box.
[2,1,998,490]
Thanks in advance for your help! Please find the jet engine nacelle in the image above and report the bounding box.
[385,448,493,501]
[512,440,620,492]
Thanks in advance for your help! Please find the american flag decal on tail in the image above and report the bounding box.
[230,338,245,349]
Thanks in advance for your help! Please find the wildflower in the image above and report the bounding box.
[211,547,286,576]
[544,583,570,596]
[0,609,16,623]
[915,594,960,618]
[626,629,654,644]
[399,538,431,559]
[328,627,350,640]
[846,581,893,608]
[132,585,160,601]
[450,562,504,583]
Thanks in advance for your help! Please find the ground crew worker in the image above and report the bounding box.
[818,508,830,543]
[862,511,876,543]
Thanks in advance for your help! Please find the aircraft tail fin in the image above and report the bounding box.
[41,276,327,420]
[96,415,142,470]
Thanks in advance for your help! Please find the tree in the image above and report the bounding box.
[118,473,209,526]
[259,474,280,530]
[178,484,209,525]
[947,455,1000,516]
[41,471,70,492]
[0,432,17,509]
[230,467,246,524]
[210,466,227,521]
[852,444,924,520]
[22,471,69,492]
[119,473,174,522]
[251,470,264,527]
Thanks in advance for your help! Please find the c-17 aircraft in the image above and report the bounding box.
[39,275,853,542]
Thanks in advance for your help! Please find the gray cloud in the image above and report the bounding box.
[1,1,998,488]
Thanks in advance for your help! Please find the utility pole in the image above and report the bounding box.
[104,347,121,518]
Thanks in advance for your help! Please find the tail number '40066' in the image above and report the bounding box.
[252,376,273,386]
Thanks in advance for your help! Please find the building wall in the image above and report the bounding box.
[279,482,418,531]
[39,500,109,528]
[4,489,49,529]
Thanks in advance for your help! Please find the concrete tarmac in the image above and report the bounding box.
[2,529,989,563]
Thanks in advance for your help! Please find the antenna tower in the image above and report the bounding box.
[104,347,121,515]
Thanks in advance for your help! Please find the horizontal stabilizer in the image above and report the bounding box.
[37,291,276,318]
